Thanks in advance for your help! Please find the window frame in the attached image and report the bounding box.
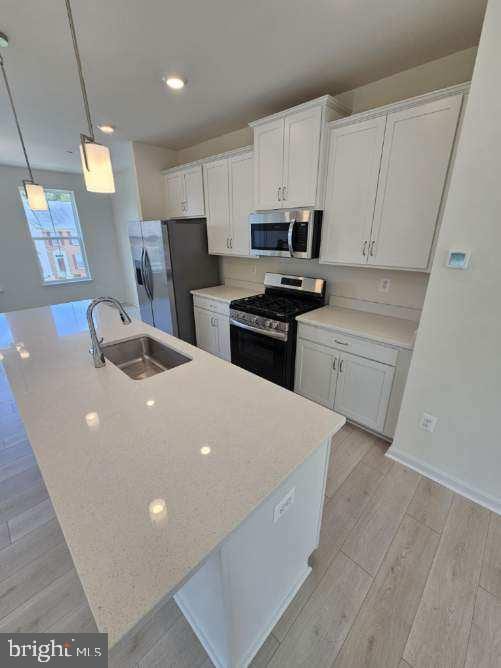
[19,188,93,287]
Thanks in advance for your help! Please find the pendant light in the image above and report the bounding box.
[64,0,115,194]
[0,33,48,211]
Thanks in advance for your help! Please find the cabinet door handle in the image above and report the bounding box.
[282,185,287,200]
[369,240,376,257]
[211,317,217,327]
[277,186,282,202]
[226,238,229,249]
[332,357,337,371]
[339,359,344,373]
[334,339,349,346]
[362,240,368,257]
[229,237,232,249]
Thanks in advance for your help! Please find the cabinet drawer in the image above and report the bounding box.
[297,323,397,366]
[193,295,230,317]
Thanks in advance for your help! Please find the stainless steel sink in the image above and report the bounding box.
[102,336,191,380]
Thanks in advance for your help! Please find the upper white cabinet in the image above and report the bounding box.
[164,164,205,218]
[204,148,253,256]
[320,86,465,271]
[321,116,387,265]
[369,95,462,269]
[250,96,348,211]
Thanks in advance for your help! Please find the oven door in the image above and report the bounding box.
[230,322,294,389]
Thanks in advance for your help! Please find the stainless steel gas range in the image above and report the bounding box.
[229,273,326,390]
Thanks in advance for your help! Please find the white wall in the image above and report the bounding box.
[176,47,477,313]
[0,165,125,313]
[110,141,177,306]
[389,2,501,511]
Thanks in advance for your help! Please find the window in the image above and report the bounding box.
[19,188,91,284]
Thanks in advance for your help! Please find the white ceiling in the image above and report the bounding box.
[0,0,487,173]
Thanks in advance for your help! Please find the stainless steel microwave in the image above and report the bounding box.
[249,209,322,259]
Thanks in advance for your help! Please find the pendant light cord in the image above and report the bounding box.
[65,0,94,141]
[0,53,35,182]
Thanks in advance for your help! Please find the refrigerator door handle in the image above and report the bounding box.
[141,248,152,300]
[143,249,154,299]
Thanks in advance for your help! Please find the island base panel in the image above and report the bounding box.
[175,438,331,668]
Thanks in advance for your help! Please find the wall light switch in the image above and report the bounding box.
[420,413,438,433]
[273,488,295,523]
[378,278,391,293]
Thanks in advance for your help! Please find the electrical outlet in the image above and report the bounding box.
[420,413,438,433]
[273,488,295,523]
[378,278,391,293]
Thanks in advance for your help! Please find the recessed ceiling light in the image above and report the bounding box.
[165,76,185,90]
[98,124,115,135]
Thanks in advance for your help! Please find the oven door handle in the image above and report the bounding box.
[287,219,296,258]
[230,318,288,342]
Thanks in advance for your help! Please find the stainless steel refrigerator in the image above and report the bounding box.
[128,219,220,344]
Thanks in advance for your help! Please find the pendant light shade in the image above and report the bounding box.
[79,137,115,193]
[24,181,49,211]
[65,0,115,194]
[0,42,48,212]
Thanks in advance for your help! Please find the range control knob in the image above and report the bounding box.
[265,320,272,328]
[271,322,278,329]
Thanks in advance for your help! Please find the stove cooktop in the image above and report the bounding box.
[230,292,322,322]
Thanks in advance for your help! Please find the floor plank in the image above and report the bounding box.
[403,496,490,668]
[8,498,56,543]
[48,602,98,634]
[333,515,439,668]
[0,518,64,582]
[0,541,74,621]
[0,479,48,525]
[480,512,501,598]
[0,466,42,504]
[406,477,454,533]
[0,570,87,633]
[109,597,181,668]
[138,615,208,668]
[249,634,280,668]
[360,437,393,475]
[269,552,371,668]
[0,453,37,484]
[342,462,420,575]
[0,439,33,467]
[465,586,501,668]
[325,428,373,498]
[0,523,9,550]
[272,461,384,641]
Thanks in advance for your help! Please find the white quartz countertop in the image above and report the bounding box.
[191,284,260,303]
[296,306,418,349]
[0,300,344,647]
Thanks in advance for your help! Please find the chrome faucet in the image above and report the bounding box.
[87,297,132,368]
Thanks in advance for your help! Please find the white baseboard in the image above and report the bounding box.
[387,447,501,515]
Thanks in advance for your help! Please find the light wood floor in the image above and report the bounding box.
[1,363,500,667]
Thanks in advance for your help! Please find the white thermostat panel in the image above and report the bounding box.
[446,250,471,269]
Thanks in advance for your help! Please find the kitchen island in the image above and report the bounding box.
[0,300,344,668]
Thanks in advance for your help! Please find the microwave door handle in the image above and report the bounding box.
[287,220,296,258]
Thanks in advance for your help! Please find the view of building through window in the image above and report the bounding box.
[19,189,91,284]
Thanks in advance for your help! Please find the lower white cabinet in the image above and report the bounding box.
[295,329,397,435]
[333,351,394,433]
[194,305,231,361]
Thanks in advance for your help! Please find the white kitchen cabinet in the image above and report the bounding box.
[320,86,466,270]
[295,324,402,436]
[204,159,230,255]
[164,171,185,218]
[369,94,462,269]
[229,151,253,255]
[333,351,395,433]
[295,338,338,409]
[320,116,387,265]
[250,96,347,211]
[204,148,253,256]
[194,305,231,361]
[164,164,205,218]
